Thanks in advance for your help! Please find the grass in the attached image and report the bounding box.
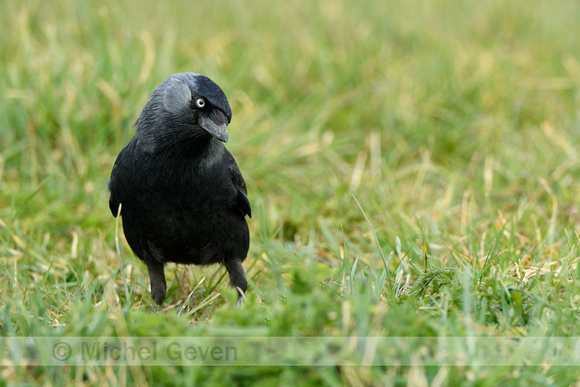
[1,0,580,384]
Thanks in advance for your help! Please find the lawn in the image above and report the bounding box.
[2,0,580,385]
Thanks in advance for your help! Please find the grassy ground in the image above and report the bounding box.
[2,0,580,384]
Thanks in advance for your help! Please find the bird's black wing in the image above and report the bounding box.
[225,151,251,218]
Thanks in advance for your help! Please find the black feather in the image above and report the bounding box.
[108,72,250,306]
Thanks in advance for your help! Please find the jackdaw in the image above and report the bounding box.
[108,72,251,306]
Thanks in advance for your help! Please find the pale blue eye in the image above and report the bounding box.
[195,98,206,108]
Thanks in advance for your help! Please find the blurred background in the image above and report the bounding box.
[1,0,580,384]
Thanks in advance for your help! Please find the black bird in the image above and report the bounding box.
[108,72,251,306]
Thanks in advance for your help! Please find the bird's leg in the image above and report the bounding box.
[146,261,167,306]
[224,259,247,306]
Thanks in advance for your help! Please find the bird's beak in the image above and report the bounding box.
[199,111,229,143]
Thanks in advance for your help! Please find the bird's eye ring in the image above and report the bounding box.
[195,98,206,108]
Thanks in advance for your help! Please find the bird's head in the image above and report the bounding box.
[135,73,232,151]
